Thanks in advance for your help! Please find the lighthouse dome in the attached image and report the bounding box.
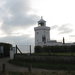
[38,18,46,22]
[38,17,46,26]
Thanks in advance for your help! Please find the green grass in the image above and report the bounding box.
[31,52,75,56]
[17,52,75,56]
[0,70,75,75]
[9,59,75,70]
[1,70,75,75]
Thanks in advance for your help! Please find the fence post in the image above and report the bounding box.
[28,64,32,72]
[30,45,31,55]
[2,63,6,73]
[16,45,17,54]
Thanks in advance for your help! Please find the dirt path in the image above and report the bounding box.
[0,57,61,72]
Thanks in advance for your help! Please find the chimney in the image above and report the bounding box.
[63,37,65,44]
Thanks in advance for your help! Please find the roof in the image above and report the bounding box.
[38,17,46,22]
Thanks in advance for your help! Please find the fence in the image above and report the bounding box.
[10,45,35,60]
[14,45,35,54]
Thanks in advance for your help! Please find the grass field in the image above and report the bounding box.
[16,52,75,56]
[9,59,75,70]
[13,52,75,70]
[1,70,75,75]
[31,52,75,56]
[6,52,75,75]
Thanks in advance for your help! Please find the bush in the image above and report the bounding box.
[34,46,42,53]
[34,45,75,53]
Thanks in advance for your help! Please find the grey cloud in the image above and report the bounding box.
[69,35,75,37]
[0,0,39,34]
[51,25,58,29]
[0,35,34,45]
[0,34,34,53]
[4,0,30,14]
[58,24,73,34]
[3,14,39,26]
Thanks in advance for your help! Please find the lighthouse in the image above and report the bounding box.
[34,17,50,46]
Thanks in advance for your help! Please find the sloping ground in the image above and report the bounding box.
[0,57,59,72]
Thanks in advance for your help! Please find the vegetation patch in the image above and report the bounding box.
[31,52,75,56]
[34,45,75,53]
[9,59,75,70]
[1,70,75,75]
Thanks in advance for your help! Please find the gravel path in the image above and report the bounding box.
[0,57,61,72]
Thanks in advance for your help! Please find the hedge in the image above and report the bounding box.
[34,45,75,53]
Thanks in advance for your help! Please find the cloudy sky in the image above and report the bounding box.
[0,0,75,46]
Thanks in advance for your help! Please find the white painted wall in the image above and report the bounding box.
[38,42,62,46]
[34,26,50,46]
[10,50,14,60]
[10,47,16,60]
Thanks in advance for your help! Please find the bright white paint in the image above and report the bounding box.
[34,17,50,46]
[10,47,15,60]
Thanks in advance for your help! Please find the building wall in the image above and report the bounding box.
[38,42,62,46]
[34,26,50,46]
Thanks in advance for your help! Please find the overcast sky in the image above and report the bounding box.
[0,0,75,46]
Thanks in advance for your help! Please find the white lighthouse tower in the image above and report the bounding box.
[34,17,50,46]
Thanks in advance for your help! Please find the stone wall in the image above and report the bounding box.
[14,54,75,64]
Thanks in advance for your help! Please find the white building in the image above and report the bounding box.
[34,17,75,46]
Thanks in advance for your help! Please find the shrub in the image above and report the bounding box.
[34,46,42,53]
[34,45,75,53]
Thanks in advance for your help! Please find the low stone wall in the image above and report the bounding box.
[14,54,75,64]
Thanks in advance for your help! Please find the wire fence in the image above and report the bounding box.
[13,45,35,53]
